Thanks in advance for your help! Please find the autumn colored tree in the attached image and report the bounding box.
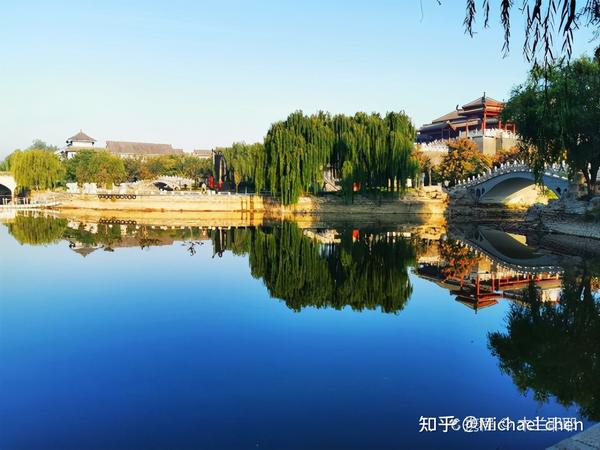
[439,138,491,186]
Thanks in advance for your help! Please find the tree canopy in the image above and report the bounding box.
[438,138,491,186]
[10,148,65,191]
[502,55,600,195]
[220,142,265,192]
[66,150,126,188]
[264,111,419,205]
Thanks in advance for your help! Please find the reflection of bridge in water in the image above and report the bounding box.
[417,226,564,311]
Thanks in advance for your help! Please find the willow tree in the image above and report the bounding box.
[502,55,600,196]
[222,142,266,193]
[332,111,418,194]
[264,110,418,204]
[7,214,67,245]
[264,111,334,204]
[11,148,65,191]
[245,222,416,313]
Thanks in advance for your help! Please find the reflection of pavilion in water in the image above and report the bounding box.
[417,227,564,311]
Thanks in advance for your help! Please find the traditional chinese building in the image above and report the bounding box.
[106,141,184,158]
[62,130,97,159]
[417,94,516,142]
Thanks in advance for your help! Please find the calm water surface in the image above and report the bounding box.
[1,214,598,449]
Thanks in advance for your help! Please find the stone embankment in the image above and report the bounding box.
[33,187,447,222]
[525,185,600,241]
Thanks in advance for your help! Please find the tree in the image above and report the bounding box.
[89,151,126,188]
[123,157,143,182]
[415,148,434,186]
[179,155,213,182]
[0,150,21,171]
[67,150,126,188]
[10,148,65,191]
[264,110,419,205]
[492,145,522,167]
[340,160,354,203]
[221,142,258,192]
[502,55,600,196]
[439,138,491,186]
[27,139,59,152]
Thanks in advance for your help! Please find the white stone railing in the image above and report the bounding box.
[458,238,563,275]
[449,160,570,191]
[417,140,449,153]
[459,128,520,140]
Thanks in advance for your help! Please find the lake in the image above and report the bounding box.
[1,213,598,449]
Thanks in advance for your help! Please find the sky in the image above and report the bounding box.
[0,0,597,157]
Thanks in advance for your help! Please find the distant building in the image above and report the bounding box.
[62,130,96,159]
[192,149,213,159]
[105,141,184,158]
[418,94,514,142]
[417,94,518,156]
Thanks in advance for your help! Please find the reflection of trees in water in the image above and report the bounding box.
[7,215,67,245]
[438,239,481,283]
[64,223,123,249]
[489,267,600,420]
[248,223,334,310]
[8,216,416,312]
[209,228,251,257]
[247,222,416,313]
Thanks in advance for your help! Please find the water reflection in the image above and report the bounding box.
[416,228,565,312]
[3,212,600,437]
[247,223,416,312]
[2,213,590,314]
[489,267,600,420]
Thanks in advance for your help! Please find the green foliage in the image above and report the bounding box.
[124,154,213,182]
[247,222,416,313]
[503,55,600,195]
[27,139,59,152]
[265,110,419,205]
[7,214,67,245]
[341,160,354,204]
[10,148,65,191]
[66,150,126,188]
[489,269,600,420]
[439,138,492,186]
[221,142,265,192]
[123,157,143,182]
[0,150,20,171]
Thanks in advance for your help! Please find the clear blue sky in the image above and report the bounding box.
[0,0,596,156]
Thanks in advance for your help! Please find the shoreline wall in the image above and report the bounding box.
[33,188,448,220]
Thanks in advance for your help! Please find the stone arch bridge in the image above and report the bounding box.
[0,172,17,199]
[154,176,194,191]
[450,162,571,204]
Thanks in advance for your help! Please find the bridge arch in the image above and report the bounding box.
[154,176,194,191]
[479,173,568,204]
[459,166,571,205]
[0,173,17,200]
